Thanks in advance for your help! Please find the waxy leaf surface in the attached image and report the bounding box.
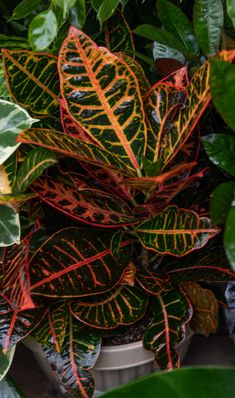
[28,10,58,52]
[58,27,146,172]
[135,205,220,256]
[105,13,134,56]
[0,205,20,247]
[29,227,132,297]
[202,134,235,176]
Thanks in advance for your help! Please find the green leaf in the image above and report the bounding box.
[0,205,20,247]
[0,100,37,165]
[53,0,76,18]
[97,0,120,26]
[202,134,235,176]
[100,367,235,398]
[133,24,187,55]
[209,58,235,131]
[70,0,86,29]
[144,287,191,369]
[224,207,235,270]
[135,205,220,256]
[193,0,224,55]
[227,0,235,29]
[2,50,60,115]
[0,34,30,50]
[10,0,43,21]
[157,0,200,56]
[14,148,57,194]
[0,346,15,381]
[153,42,185,64]
[210,182,235,225]
[91,0,102,12]
[28,10,58,51]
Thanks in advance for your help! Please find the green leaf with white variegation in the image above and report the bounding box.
[143,287,191,369]
[14,148,57,194]
[58,27,146,173]
[29,227,132,297]
[0,100,37,165]
[210,182,235,225]
[193,0,224,55]
[0,345,15,381]
[53,0,76,18]
[153,42,185,64]
[157,0,200,56]
[135,205,220,256]
[70,0,86,29]
[0,205,20,247]
[70,285,148,329]
[28,10,58,51]
[2,50,60,115]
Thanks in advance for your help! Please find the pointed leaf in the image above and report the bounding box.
[210,182,235,225]
[105,13,135,57]
[157,0,200,56]
[143,287,191,369]
[29,227,132,297]
[17,128,135,175]
[97,0,119,26]
[193,0,224,55]
[10,0,43,20]
[0,345,15,382]
[0,100,37,165]
[0,192,36,206]
[202,134,235,176]
[0,205,20,247]
[31,173,136,227]
[135,205,220,257]
[70,285,148,329]
[58,27,146,172]
[42,315,99,398]
[2,50,60,115]
[14,148,57,194]
[183,282,219,336]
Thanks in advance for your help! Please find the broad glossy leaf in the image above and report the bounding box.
[58,27,146,172]
[0,345,15,381]
[100,368,235,398]
[70,285,148,329]
[10,0,43,20]
[105,13,135,57]
[209,58,235,131]
[2,50,59,115]
[153,42,185,65]
[227,0,235,29]
[97,0,119,26]
[143,287,191,369]
[135,205,220,256]
[14,148,56,194]
[183,282,219,336]
[33,301,68,352]
[28,10,58,51]
[0,205,20,247]
[43,315,100,398]
[31,173,136,227]
[224,207,235,270]
[133,25,188,56]
[17,128,135,176]
[193,0,224,55]
[0,100,37,165]
[60,100,93,141]
[2,236,34,311]
[29,227,132,297]
[157,0,200,56]
[202,134,235,176]
[70,0,86,29]
[53,0,76,18]
[115,52,150,96]
[210,182,235,225]
[0,295,42,352]
[136,269,171,295]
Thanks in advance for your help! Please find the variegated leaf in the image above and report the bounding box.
[14,148,57,193]
[183,282,219,336]
[43,315,100,398]
[31,173,136,227]
[58,27,147,172]
[17,128,135,176]
[60,99,92,141]
[135,205,220,256]
[0,192,37,206]
[2,50,60,115]
[143,287,192,369]
[29,227,132,297]
[136,269,171,295]
[70,285,148,329]
[104,13,135,56]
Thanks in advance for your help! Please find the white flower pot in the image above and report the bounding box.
[23,329,193,396]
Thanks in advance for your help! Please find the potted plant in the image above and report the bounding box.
[1,21,235,397]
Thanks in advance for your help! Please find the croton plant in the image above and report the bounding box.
[1,26,235,397]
